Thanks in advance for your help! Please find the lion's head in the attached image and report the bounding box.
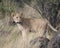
[11,12,23,24]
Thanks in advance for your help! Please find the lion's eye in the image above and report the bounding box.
[16,17,18,18]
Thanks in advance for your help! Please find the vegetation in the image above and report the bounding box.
[0,0,60,48]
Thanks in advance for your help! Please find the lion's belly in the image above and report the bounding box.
[31,19,47,37]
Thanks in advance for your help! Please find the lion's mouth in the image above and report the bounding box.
[13,21,22,24]
[16,22,22,24]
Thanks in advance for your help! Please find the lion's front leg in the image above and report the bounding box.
[17,24,27,40]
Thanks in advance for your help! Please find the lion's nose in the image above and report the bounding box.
[12,21,16,24]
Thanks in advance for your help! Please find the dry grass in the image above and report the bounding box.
[0,5,55,48]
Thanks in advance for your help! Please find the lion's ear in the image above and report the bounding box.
[20,13,24,18]
[11,12,16,17]
[21,13,23,16]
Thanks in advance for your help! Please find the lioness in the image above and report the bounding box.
[11,12,57,38]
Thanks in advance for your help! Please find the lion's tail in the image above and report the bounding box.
[48,22,58,32]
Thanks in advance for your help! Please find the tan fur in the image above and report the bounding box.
[11,12,57,38]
